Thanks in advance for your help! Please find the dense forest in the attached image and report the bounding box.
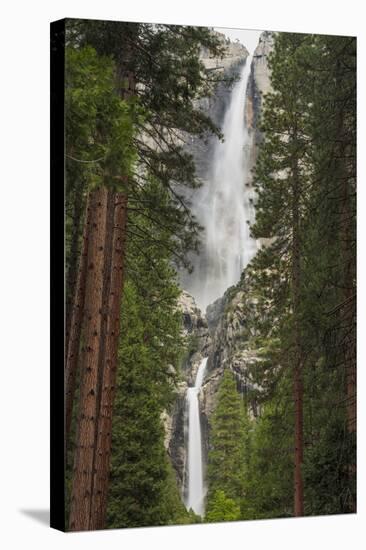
[63,19,356,531]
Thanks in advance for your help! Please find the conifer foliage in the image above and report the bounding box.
[63,20,356,529]
[244,31,356,517]
[64,19,230,530]
[204,31,356,522]
[206,370,247,516]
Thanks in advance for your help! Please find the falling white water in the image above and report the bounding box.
[185,357,208,516]
[183,54,258,311]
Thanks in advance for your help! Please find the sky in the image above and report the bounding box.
[214,27,263,54]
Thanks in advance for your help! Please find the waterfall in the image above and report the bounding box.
[182,54,258,311]
[185,357,208,516]
[182,44,260,519]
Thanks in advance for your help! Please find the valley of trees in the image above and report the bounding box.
[64,19,356,531]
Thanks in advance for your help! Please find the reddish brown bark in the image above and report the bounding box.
[69,187,108,532]
[88,188,116,526]
[65,183,84,356]
[90,193,128,530]
[94,188,116,431]
[65,194,91,443]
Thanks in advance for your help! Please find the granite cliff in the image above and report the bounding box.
[166,30,274,493]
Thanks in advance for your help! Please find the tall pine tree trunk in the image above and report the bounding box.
[69,187,108,531]
[93,188,116,438]
[90,192,128,530]
[65,193,91,443]
[68,48,135,529]
[65,182,84,355]
[292,152,304,517]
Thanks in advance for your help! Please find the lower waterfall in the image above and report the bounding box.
[185,357,208,516]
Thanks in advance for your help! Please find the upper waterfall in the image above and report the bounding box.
[181,53,258,311]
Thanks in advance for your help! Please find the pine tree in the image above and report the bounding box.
[206,370,247,511]
[301,34,356,512]
[65,22,236,530]
[64,45,135,445]
[251,33,314,516]
[205,491,241,523]
[106,202,186,527]
[68,187,108,531]
[65,20,228,273]
[107,282,169,528]
[243,32,356,518]
[241,376,293,519]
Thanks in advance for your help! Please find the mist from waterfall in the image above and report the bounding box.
[184,54,258,312]
[185,357,208,516]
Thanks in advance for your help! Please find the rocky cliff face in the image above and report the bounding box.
[165,272,267,492]
[246,31,274,132]
[184,35,249,181]
[198,31,274,426]
[179,291,211,379]
[201,271,265,424]
[164,291,211,492]
[179,35,250,297]
[166,30,274,493]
